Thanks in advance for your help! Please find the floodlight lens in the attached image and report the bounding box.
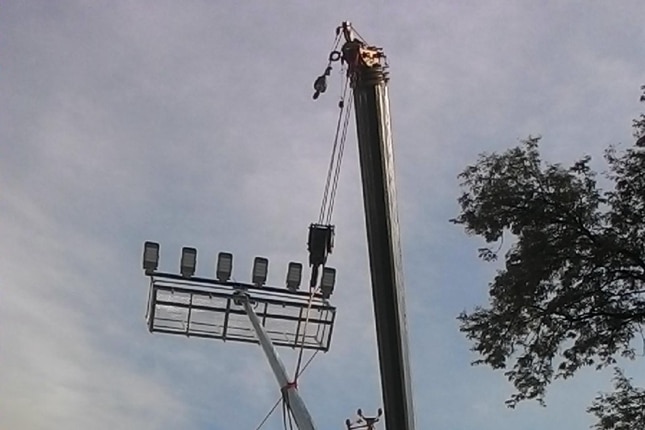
[286,262,302,291]
[216,252,233,282]
[252,257,268,286]
[143,241,159,273]
[320,267,336,298]
[180,247,197,278]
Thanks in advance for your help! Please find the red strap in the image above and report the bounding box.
[282,380,298,391]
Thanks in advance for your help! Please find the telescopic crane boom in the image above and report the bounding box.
[310,22,415,430]
[339,22,416,430]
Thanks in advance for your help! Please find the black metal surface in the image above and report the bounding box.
[352,62,416,430]
[150,271,323,299]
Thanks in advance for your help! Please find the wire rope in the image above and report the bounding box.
[325,87,353,225]
[253,349,320,430]
[253,398,281,430]
[293,286,319,378]
[282,398,288,430]
[287,406,295,430]
[318,75,352,225]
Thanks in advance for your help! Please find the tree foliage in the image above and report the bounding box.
[588,369,645,430]
[452,87,645,427]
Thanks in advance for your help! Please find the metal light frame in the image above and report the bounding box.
[142,242,340,430]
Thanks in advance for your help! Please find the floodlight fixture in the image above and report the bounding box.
[216,252,233,282]
[252,257,269,286]
[142,241,160,273]
[180,247,197,278]
[320,267,336,299]
[286,262,302,291]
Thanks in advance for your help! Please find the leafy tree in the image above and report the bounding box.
[451,87,645,428]
[588,369,645,430]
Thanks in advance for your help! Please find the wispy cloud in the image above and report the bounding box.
[2,1,645,429]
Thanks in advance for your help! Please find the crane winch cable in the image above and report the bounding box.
[307,27,354,290]
[325,83,353,226]
[318,75,352,225]
[290,32,355,399]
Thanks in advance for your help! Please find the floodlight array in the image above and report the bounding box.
[141,241,336,298]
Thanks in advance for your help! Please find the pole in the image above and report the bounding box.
[241,296,317,430]
[344,29,416,430]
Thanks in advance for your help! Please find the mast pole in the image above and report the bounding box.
[241,295,317,430]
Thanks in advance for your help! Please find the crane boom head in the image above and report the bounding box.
[338,22,387,84]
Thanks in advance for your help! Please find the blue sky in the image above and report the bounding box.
[2,1,644,429]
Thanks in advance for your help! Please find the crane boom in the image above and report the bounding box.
[342,23,416,430]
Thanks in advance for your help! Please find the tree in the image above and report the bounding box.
[588,369,645,430]
[451,87,645,428]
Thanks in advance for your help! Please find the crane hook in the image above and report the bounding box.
[312,74,327,100]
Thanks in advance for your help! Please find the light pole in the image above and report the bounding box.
[141,241,338,430]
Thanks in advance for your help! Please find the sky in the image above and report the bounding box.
[2,1,645,429]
